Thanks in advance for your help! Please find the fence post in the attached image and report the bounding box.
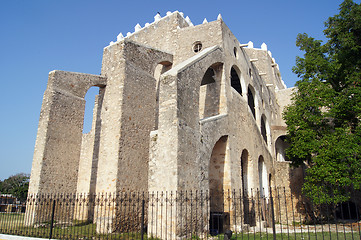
[269,188,276,240]
[141,199,145,240]
[49,199,56,240]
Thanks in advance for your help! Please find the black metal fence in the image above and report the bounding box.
[0,188,360,239]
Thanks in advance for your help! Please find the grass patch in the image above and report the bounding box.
[1,213,360,239]
[219,232,361,240]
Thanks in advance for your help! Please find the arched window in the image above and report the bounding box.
[201,67,216,85]
[230,67,242,95]
[248,86,256,119]
[275,136,290,162]
[258,156,269,198]
[199,63,222,119]
[241,149,249,196]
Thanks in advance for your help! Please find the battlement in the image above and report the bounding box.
[28,12,300,236]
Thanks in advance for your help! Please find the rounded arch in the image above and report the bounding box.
[199,62,223,120]
[154,61,172,80]
[240,149,249,196]
[209,135,229,213]
[258,156,269,197]
[154,61,172,130]
[275,135,290,162]
[199,62,223,85]
[247,85,257,120]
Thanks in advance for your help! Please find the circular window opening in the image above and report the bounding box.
[233,47,238,58]
[193,41,202,53]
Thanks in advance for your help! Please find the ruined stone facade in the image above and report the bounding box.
[27,11,303,236]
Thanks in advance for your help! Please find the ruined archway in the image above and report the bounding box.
[77,86,105,195]
[209,135,228,233]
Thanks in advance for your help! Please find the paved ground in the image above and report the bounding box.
[0,234,55,240]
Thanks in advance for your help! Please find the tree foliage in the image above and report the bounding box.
[284,0,361,204]
[0,173,30,202]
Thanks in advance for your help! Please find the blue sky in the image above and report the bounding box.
[0,0,350,180]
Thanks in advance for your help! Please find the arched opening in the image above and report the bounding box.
[275,136,289,162]
[209,135,228,234]
[199,63,222,119]
[258,156,268,198]
[78,85,105,220]
[248,86,256,119]
[241,149,249,196]
[154,61,172,130]
[241,149,252,225]
[258,156,269,224]
[230,66,242,95]
[83,86,100,133]
[261,115,267,144]
[201,68,216,85]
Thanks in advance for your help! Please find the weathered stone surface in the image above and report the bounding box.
[28,11,301,236]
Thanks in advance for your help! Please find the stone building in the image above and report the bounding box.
[27,11,303,236]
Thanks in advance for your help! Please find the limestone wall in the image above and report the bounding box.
[96,40,173,193]
[28,11,299,236]
[29,71,106,194]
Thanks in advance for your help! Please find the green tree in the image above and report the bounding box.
[284,0,361,204]
[0,173,30,202]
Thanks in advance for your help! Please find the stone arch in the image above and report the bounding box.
[240,149,249,196]
[29,71,106,194]
[77,85,105,194]
[258,156,269,197]
[199,62,223,119]
[209,135,229,233]
[247,85,256,120]
[157,46,223,131]
[275,135,289,162]
[241,149,254,225]
[154,46,224,193]
[209,135,228,212]
[154,61,172,130]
